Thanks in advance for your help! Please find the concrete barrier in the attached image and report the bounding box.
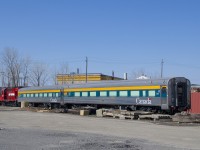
[80,110,89,116]
[21,101,29,108]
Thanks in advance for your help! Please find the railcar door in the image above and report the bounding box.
[161,86,168,110]
[60,88,64,106]
[175,82,187,108]
[168,78,190,110]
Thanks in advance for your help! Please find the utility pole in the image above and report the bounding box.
[112,71,114,80]
[86,57,88,83]
[161,59,164,78]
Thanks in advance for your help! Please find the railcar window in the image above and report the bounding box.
[27,94,30,97]
[82,92,88,97]
[119,91,128,97]
[148,90,156,97]
[55,93,59,97]
[48,93,53,97]
[67,92,74,97]
[161,87,167,97]
[30,94,34,97]
[74,92,80,97]
[142,91,146,97]
[39,93,43,97]
[156,90,160,96]
[44,93,48,97]
[52,93,56,97]
[90,92,96,97]
[178,87,183,93]
[131,91,139,97]
[109,91,117,97]
[35,93,39,97]
[100,91,107,97]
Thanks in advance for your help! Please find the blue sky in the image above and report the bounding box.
[0,0,200,83]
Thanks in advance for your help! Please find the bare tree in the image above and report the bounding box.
[58,62,69,85]
[21,56,31,86]
[51,67,58,85]
[29,62,49,86]
[1,48,21,87]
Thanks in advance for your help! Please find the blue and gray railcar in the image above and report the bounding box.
[18,77,191,113]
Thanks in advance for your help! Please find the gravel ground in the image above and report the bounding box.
[0,128,188,150]
[0,107,200,150]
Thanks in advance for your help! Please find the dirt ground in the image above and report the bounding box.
[0,106,200,150]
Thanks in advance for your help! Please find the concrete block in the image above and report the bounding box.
[21,101,29,108]
[96,109,103,117]
[80,110,89,116]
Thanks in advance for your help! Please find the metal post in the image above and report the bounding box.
[161,59,164,78]
[112,71,114,80]
[86,57,88,83]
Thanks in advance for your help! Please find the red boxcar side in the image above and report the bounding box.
[0,88,5,102]
[190,92,200,114]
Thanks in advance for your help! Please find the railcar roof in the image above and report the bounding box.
[19,85,63,91]
[63,78,171,88]
[19,77,178,92]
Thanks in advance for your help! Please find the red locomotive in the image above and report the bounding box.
[0,87,19,106]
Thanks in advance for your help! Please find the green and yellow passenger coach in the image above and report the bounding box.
[18,77,191,114]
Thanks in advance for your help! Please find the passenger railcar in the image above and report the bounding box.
[18,85,64,108]
[18,77,191,113]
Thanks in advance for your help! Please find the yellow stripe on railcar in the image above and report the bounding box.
[19,89,61,94]
[64,85,163,93]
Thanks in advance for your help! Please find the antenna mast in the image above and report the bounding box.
[86,57,88,83]
[161,59,164,78]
